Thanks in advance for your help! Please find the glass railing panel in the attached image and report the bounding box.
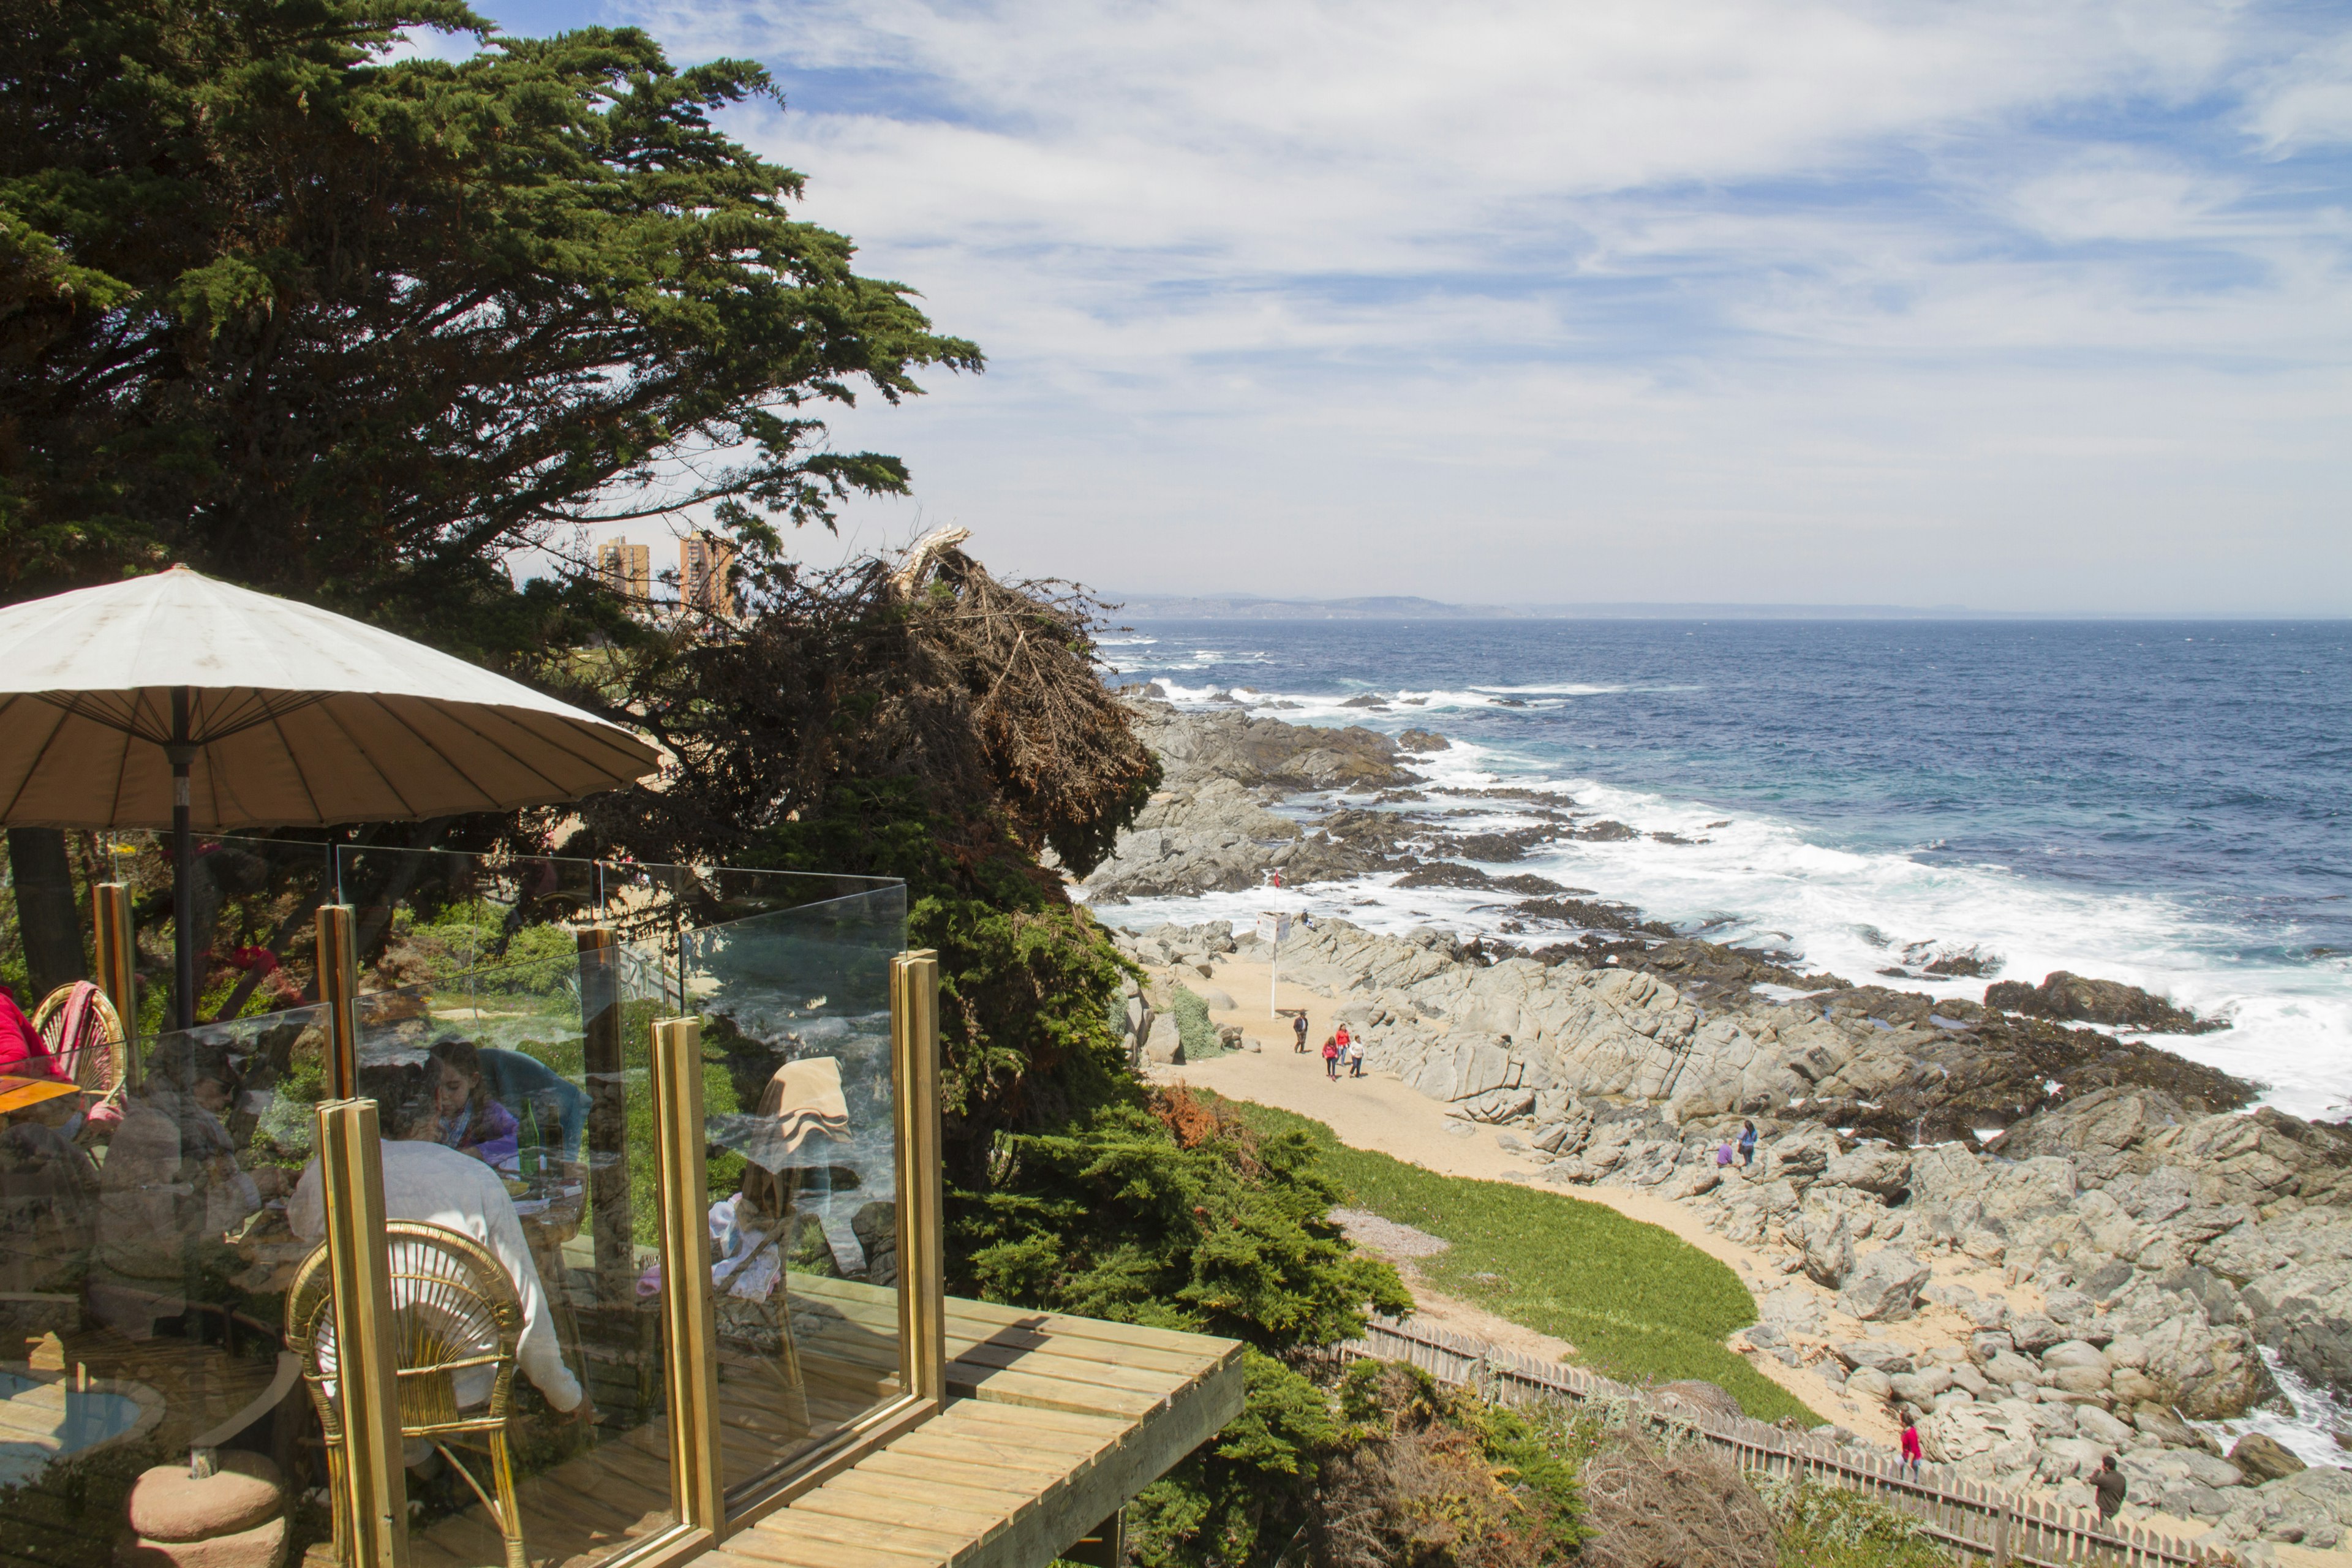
[1,1008,337,1568]
[347,932,679,1568]
[682,884,909,1498]
[3,831,337,1045]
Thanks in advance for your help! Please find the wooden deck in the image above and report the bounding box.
[383,1287,1242,1568]
[712,1295,1243,1568]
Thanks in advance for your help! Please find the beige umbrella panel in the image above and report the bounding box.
[0,566,660,1028]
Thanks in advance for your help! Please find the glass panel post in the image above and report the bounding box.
[649,1017,721,1535]
[93,880,140,1088]
[889,952,944,1404]
[315,1096,410,1568]
[316,905,360,1099]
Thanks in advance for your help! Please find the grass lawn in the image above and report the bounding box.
[1219,1096,1820,1426]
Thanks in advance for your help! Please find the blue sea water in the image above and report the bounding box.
[1097,619,2352,1121]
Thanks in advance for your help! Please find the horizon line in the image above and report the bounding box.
[1101,594,2351,622]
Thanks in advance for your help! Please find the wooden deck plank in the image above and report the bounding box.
[723,1300,1245,1568]
[820,1469,1035,1512]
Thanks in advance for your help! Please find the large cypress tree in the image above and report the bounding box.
[0,0,977,652]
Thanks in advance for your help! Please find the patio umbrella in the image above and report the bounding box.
[0,565,662,1028]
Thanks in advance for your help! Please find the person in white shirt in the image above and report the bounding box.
[290,1063,583,1416]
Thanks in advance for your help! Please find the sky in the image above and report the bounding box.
[456,0,2352,614]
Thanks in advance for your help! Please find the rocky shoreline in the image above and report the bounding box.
[1088,698,2352,1561]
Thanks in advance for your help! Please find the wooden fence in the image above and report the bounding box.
[1330,1316,2237,1567]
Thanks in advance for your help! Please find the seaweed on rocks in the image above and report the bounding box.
[1985,970,2223,1035]
[1429,824,1564,862]
[1394,862,1499,891]
[1512,896,1674,937]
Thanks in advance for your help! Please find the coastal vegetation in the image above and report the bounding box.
[1217,1101,1818,1426]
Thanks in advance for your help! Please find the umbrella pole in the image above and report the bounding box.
[170,688,197,1033]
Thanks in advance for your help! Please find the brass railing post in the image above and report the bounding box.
[317,905,360,1099]
[650,1016,723,1536]
[315,1098,409,1568]
[890,950,946,1405]
[92,882,139,1087]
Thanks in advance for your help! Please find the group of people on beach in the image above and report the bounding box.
[1291,1012,1364,1078]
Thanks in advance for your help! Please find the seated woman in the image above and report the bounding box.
[290,1064,582,1417]
[473,1047,587,1166]
[424,1038,520,1172]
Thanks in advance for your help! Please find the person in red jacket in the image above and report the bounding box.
[1321,1036,1340,1079]
[1899,1415,1924,1474]
[0,987,69,1084]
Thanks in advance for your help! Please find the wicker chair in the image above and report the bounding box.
[285,1222,529,1568]
[31,980,127,1098]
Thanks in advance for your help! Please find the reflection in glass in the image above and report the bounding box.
[688,888,908,1497]
[1,1012,334,1568]
[333,935,677,1568]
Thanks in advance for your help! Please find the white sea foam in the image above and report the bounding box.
[1091,687,2352,1121]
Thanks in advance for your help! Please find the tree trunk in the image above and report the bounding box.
[7,827,86,1002]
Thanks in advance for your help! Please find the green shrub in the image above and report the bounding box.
[1757,1474,1956,1568]
[1170,985,1223,1059]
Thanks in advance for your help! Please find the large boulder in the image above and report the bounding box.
[1843,1366,1895,1404]
[1833,1343,1915,1376]
[1920,1398,2041,1476]
[2230,1433,2306,1483]
[1761,1126,1839,1186]
[1142,1014,1183,1065]
[1839,1248,1930,1322]
[1997,1087,2188,1183]
[1801,1214,1855,1289]
[1889,1367,1954,1404]
[1820,1144,1912,1196]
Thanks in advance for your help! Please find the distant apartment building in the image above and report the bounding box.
[595,541,651,603]
[680,533,737,617]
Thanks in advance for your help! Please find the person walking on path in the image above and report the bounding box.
[1292,1013,1309,1053]
[2093,1455,2127,1526]
[1738,1120,1758,1168]
[1899,1417,1923,1476]
[1321,1036,1340,1079]
[1346,1036,1365,1077]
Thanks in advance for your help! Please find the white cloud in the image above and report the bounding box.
[548,0,2352,611]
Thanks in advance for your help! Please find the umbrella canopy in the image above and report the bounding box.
[0,565,661,1030]
[0,567,658,829]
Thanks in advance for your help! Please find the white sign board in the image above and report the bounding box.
[1255,911,1293,944]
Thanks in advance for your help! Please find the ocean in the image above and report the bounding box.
[1092,619,2352,1123]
